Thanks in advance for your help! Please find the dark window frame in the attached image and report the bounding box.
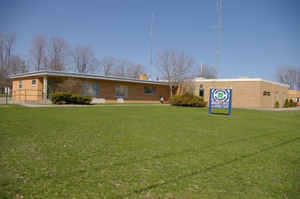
[82,81,100,97]
[144,86,156,95]
[199,85,204,97]
[19,80,22,89]
[263,90,271,96]
[32,80,36,86]
[115,85,128,98]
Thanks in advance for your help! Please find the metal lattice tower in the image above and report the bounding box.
[149,12,154,66]
[149,12,155,79]
[216,0,223,73]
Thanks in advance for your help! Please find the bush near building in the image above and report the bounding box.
[289,99,297,107]
[293,102,298,107]
[274,101,280,108]
[51,92,91,105]
[284,99,290,108]
[283,99,297,108]
[168,93,207,107]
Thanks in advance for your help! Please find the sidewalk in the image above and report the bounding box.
[20,103,170,108]
[248,107,300,111]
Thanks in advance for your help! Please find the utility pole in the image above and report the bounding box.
[216,0,223,74]
[200,63,203,77]
[149,12,155,79]
[149,12,154,65]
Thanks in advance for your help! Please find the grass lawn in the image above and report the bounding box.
[0,105,299,199]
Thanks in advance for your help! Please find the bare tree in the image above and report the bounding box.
[0,33,17,88]
[56,78,83,94]
[111,59,146,78]
[276,66,300,90]
[197,64,217,79]
[126,64,146,79]
[100,56,118,76]
[4,33,16,69]
[30,34,47,71]
[113,59,131,77]
[72,45,98,73]
[0,33,16,71]
[9,55,28,74]
[155,49,194,96]
[298,70,300,90]
[0,33,5,71]
[48,37,70,71]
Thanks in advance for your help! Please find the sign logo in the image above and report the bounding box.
[209,88,232,115]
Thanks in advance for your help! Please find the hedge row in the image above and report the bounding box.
[283,99,297,108]
[51,92,92,105]
[275,99,298,108]
[168,93,207,107]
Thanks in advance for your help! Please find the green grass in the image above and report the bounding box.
[0,105,299,199]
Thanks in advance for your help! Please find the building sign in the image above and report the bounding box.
[209,88,232,115]
[4,87,10,94]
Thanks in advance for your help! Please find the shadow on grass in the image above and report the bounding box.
[34,129,292,184]
[209,112,230,116]
[97,130,288,170]
[121,137,300,198]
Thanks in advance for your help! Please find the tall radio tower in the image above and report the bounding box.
[149,12,155,78]
[149,12,155,66]
[216,0,223,73]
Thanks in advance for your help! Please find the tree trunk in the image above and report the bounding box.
[169,85,173,96]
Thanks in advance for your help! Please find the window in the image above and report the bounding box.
[297,98,300,103]
[32,80,36,86]
[82,82,99,97]
[115,85,128,98]
[19,80,22,89]
[263,90,271,96]
[199,85,204,97]
[274,92,278,101]
[144,86,156,94]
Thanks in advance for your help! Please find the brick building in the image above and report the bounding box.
[10,71,292,108]
[177,78,289,108]
[288,90,300,104]
[10,71,170,103]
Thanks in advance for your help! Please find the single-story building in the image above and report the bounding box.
[9,71,291,108]
[9,71,171,103]
[288,90,300,104]
[177,77,289,108]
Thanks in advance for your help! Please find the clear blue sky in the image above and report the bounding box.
[0,0,299,80]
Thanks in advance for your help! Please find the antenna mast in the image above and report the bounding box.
[149,12,154,66]
[216,0,223,74]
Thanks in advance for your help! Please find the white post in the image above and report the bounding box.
[43,76,48,101]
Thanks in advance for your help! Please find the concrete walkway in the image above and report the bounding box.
[7,102,300,111]
[246,107,300,111]
[19,103,170,108]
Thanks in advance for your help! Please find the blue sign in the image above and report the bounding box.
[209,88,232,115]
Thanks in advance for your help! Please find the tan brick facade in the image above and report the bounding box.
[12,77,44,101]
[55,77,170,102]
[288,90,300,104]
[12,75,170,103]
[180,79,289,108]
[177,78,288,108]
[11,72,290,108]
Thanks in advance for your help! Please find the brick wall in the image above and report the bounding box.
[192,80,288,108]
[259,81,288,108]
[288,90,300,104]
[12,77,43,101]
[13,76,170,103]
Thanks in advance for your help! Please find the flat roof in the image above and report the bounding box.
[194,77,289,87]
[9,71,170,86]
